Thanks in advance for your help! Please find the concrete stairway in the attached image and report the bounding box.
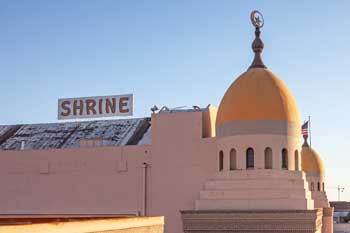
[195,169,314,210]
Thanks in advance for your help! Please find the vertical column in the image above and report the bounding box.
[255,146,264,169]
[237,148,245,170]
[288,148,294,171]
[224,149,230,171]
[322,207,334,233]
[273,146,281,170]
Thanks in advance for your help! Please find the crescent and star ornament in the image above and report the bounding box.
[250,10,264,29]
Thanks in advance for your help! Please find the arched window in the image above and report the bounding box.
[219,151,224,171]
[294,150,299,171]
[246,148,254,169]
[264,147,273,169]
[230,149,237,170]
[311,182,314,191]
[317,182,320,191]
[282,149,288,170]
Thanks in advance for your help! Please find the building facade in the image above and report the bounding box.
[330,201,350,233]
[0,11,332,233]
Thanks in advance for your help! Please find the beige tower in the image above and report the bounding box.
[302,136,333,233]
[196,10,313,212]
[181,11,332,233]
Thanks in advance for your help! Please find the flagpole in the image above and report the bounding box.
[308,115,311,148]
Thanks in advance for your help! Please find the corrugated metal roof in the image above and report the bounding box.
[0,118,150,151]
[0,126,13,136]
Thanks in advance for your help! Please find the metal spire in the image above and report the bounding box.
[249,10,267,69]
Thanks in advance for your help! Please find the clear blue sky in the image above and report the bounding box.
[0,0,349,201]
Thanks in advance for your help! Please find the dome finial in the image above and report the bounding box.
[249,10,267,69]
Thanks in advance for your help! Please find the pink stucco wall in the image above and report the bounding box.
[0,145,150,215]
[148,111,217,233]
[0,110,218,233]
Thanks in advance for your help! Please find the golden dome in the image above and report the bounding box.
[301,145,325,178]
[216,68,300,128]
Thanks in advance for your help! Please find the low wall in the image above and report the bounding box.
[0,216,164,233]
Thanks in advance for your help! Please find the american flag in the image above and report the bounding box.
[301,121,309,136]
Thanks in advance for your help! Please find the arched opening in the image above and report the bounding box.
[317,182,320,191]
[294,150,299,171]
[264,147,273,169]
[246,148,254,169]
[323,182,325,192]
[230,148,237,170]
[311,182,314,191]
[282,148,288,170]
[219,151,224,171]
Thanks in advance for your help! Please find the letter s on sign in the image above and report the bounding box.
[60,100,71,117]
